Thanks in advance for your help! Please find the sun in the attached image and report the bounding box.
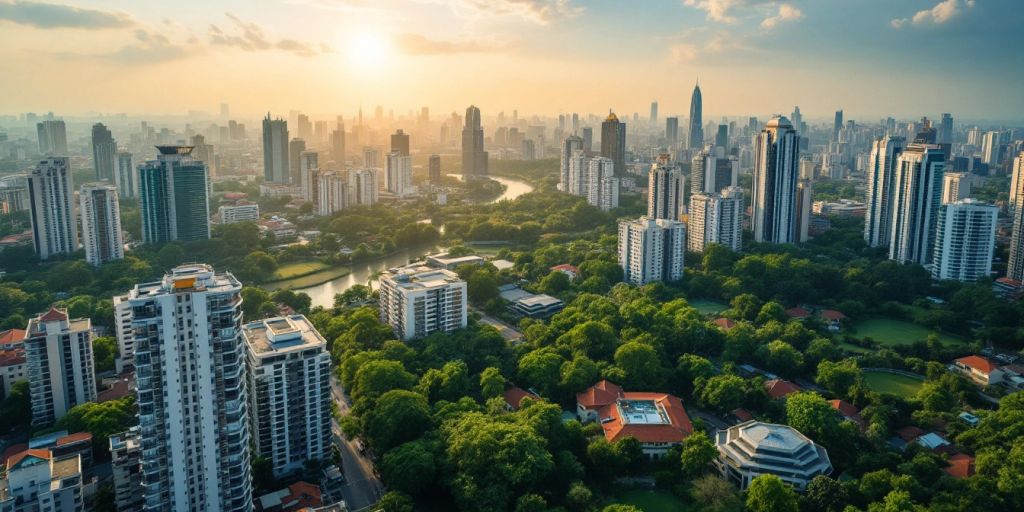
[347,32,392,68]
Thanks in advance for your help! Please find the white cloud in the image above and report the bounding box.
[669,30,750,62]
[891,0,974,29]
[760,3,802,29]
[682,0,773,23]
[444,0,583,24]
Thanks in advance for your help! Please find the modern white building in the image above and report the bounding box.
[981,130,1001,166]
[124,264,252,512]
[931,199,997,282]
[715,421,832,491]
[218,204,260,224]
[349,168,379,206]
[114,151,137,199]
[24,308,96,426]
[864,136,905,247]
[559,136,583,192]
[751,116,800,243]
[942,172,971,204]
[27,157,78,260]
[692,146,738,194]
[1009,152,1024,282]
[385,151,413,197]
[379,265,468,340]
[647,155,683,220]
[618,216,686,285]
[110,427,144,512]
[0,451,83,511]
[687,186,743,253]
[243,315,332,478]
[79,183,124,267]
[317,171,349,216]
[300,150,318,202]
[586,157,619,211]
[889,143,946,266]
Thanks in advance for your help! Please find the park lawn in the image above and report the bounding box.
[853,318,966,347]
[262,267,351,291]
[271,261,331,281]
[691,299,728,316]
[863,370,925,397]
[839,342,872,354]
[609,489,694,512]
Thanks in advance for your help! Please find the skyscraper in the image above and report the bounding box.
[939,113,953,145]
[889,143,946,266]
[391,129,410,157]
[79,183,124,267]
[791,106,803,133]
[317,171,348,216]
[300,150,319,202]
[981,131,1002,166]
[1011,152,1024,208]
[751,116,800,243]
[263,114,290,183]
[586,157,619,211]
[1006,153,1024,281]
[715,125,729,152]
[692,147,738,194]
[113,151,136,199]
[647,155,683,220]
[330,127,346,165]
[666,117,679,144]
[864,136,905,247]
[650,101,658,124]
[138,146,211,244]
[386,151,413,197]
[91,123,117,181]
[428,154,441,185]
[123,264,252,512]
[795,180,812,243]
[349,168,379,206]
[600,112,626,177]
[833,110,843,141]
[379,266,468,340]
[942,172,971,204]
[25,307,96,426]
[688,83,703,150]
[618,217,686,285]
[28,157,78,259]
[289,138,306,185]
[566,150,589,197]
[560,136,583,192]
[687,186,743,253]
[462,105,488,178]
[243,315,331,478]
[297,113,312,141]
[36,120,67,155]
[581,127,593,153]
[932,199,997,282]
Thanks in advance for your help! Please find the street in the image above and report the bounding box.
[331,376,384,510]
[474,309,524,343]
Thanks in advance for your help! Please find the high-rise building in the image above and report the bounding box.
[243,316,331,478]
[379,265,467,340]
[618,217,686,285]
[688,83,703,150]
[190,134,215,176]
[795,180,812,243]
[428,154,442,185]
[981,131,1002,166]
[462,105,488,178]
[263,114,290,183]
[25,307,96,426]
[601,112,627,177]
[864,136,905,247]
[560,136,583,192]
[1011,152,1024,208]
[36,120,67,155]
[566,150,589,197]
[391,129,410,157]
[942,172,971,204]
[648,155,683,220]
[889,143,946,266]
[330,127,346,165]
[114,151,136,198]
[288,138,306,185]
[363,147,381,168]
[715,125,729,152]
[931,199,997,282]
[91,123,117,181]
[833,110,843,141]
[692,148,738,195]
[123,264,252,512]
[300,150,318,202]
[110,428,144,512]
[790,106,803,133]
[0,175,29,214]
[751,116,800,243]
[317,171,348,216]
[138,146,211,244]
[1008,153,1024,281]
[385,151,413,196]
[687,186,743,253]
[27,157,78,259]
[666,117,679,144]
[586,157,619,211]
[79,183,124,267]
[349,168,379,206]
[297,114,312,141]
[939,113,953,145]
[581,127,593,153]
[650,101,658,124]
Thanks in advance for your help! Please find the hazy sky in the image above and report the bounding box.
[1,0,1021,122]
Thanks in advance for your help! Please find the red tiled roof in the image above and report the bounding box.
[1,443,28,466]
[944,453,976,479]
[56,432,93,447]
[785,307,811,319]
[830,399,866,428]
[577,380,624,409]
[598,392,693,444]
[731,408,753,422]
[819,309,847,321]
[955,355,998,374]
[713,318,737,330]
[503,386,540,411]
[765,379,802,400]
[6,448,51,469]
[38,307,68,323]
[0,350,25,367]
[550,264,578,273]
[282,481,322,511]
[98,379,132,403]
[0,329,26,344]
[896,425,926,442]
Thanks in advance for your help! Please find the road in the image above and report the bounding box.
[331,376,384,510]
[475,309,524,343]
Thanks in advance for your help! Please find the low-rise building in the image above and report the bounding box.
[258,218,297,240]
[764,379,801,400]
[549,264,578,280]
[219,203,260,224]
[0,450,83,511]
[255,481,323,512]
[109,428,143,512]
[576,380,693,459]
[714,420,832,491]
[503,387,540,412]
[952,355,1004,386]
[508,294,564,318]
[425,253,485,270]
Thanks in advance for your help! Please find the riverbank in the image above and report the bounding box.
[261,265,352,291]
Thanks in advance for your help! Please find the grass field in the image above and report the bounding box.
[853,318,966,347]
[271,261,332,281]
[609,490,693,512]
[863,370,925,397]
[691,299,728,316]
[262,267,351,290]
[839,342,872,354]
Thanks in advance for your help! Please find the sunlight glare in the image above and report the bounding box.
[347,32,392,68]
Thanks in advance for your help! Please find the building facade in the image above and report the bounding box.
[600,113,626,177]
[462,105,488,178]
[300,151,319,203]
[942,172,971,204]
[618,217,686,285]
[715,421,832,491]
[385,151,413,197]
[1009,152,1024,281]
[931,199,997,282]
[687,186,743,253]
[138,146,211,244]
[586,157,619,211]
[378,265,468,340]
[115,151,137,198]
[864,136,905,247]
[27,157,78,260]
[559,136,583,193]
[889,143,946,266]
[317,171,349,216]
[24,308,96,426]
[688,83,703,150]
[263,115,290,184]
[91,123,117,182]
[218,204,260,224]
[349,168,378,206]
[36,120,67,156]
[79,183,124,266]
[647,155,683,220]
[751,116,800,244]
[110,428,144,512]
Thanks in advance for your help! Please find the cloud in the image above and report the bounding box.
[682,0,773,23]
[891,0,974,29]
[208,13,326,56]
[760,3,802,29]
[57,28,192,65]
[0,0,134,29]
[395,33,503,55]
[444,0,582,24]
[669,30,752,62]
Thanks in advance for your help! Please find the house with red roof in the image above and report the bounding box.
[819,310,846,332]
[503,386,540,411]
[0,348,26,399]
[764,379,802,400]
[576,380,693,459]
[1,448,84,509]
[829,399,866,430]
[953,355,1004,386]
[0,328,25,351]
[256,481,323,511]
[712,318,737,330]
[550,264,579,280]
[944,453,976,479]
[784,307,811,320]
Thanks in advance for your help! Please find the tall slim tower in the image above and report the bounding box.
[650,101,658,124]
[91,123,117,181]
[600,112,626,177]
[114,151,136,199]
[428,155,442,185]
[666,117,679,144]
[864,136,905,247]
[1006,152,1024,281]
[688,83,703,150]
[27,157,78,259]
[751,116,800,243]
[138,146,211,244]
[262,114,290,183]
[586,157,619,211]
[939,113,953,145]
[289,138,306,185]
[124,264,252,512]
[832,110,843,141]
[79,183,124,267]
[300,151,319,202]
[462,105,488,178]
[790,106,803,133]
[647,155,683,220]
[560,136,583,192]
[391,129,410,157]
[36,120,67,155]
[25,307,96,426]
[349,168,379,206]
[889,144,946,266]
[330,126,346,165]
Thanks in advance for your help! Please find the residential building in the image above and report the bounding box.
[692,148,738,194]
[586,156,618,211]
[601,112,626,177]
[263,115,290,183]
[952,355,1004,386]
[110,428,144,512]
[378,265,468,340]
[864,136,905,247]
[795,179,812,242]
[349,168,378,206]
[91,123,117,181]
[751,116,800,243]
[219,204,260,224]
[688,83,703,150]
[300,151,318,202]
[289,139,306,185]
[981,131,1001,166]
[190,134,215,176]
[36,120,67,155]
[255,482,324,512]
[0,451,83,511]
[715,420,832,491]
[1012,152,1024,207]
[666,117,679,144]
[330,127,345,166]
[687,186,743,253]
[27,157,78,259]
[1010,153,1024,282]
[0,339,26,400]
[559,136,583,192]
[942,172,971,204]
[243,316,331,478]
[391,129,410,157]
[138,146,211,244]
[931,199,997,282]
[647,155,683,220]
[889,143,946,266]
[566,150,589,197]
[575,380,693,459]
[385,151,413,197]
[111,294,136,370]
[317,171,348,216]
[79,183,124,266]
[0,175,29,214]
[428,154,441,185]
[114,151,137,198]
[123,264,252,511]
[618,216,686,285]
[462,105,488,178]
[24,308,96,426]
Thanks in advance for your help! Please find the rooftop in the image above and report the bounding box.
[0,328,26,345]
[132,264,240,298]
[382,265,464,292]
[50,454,81,480]
[243,315,325,355]
[955,355,999,374]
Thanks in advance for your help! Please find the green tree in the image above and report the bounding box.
[676,354,714,397]
[363,390,431,452]
[816,359,860,397]
[479,367,506,399]
[556,321,619,361]
[603,506,642,512]
[804,475,848,512]
[380,440,436,495]
[352,360,417,403]
[698,374,746,413]
[612,341,664,389]
[729,293,762,322]
[467,271,500,304]
[518,349,567,397]
[54,396,137,456]
[758,340,804,377]
[540,270,571,294]
[515,494,548,512]
[156,243,186,269]
[92,336,118,374]
[745,474,798,512]
[690,475,742,512]
[680,430,718,477]
[374,491,414,512]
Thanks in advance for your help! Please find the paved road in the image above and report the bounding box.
[475,310,524,343]
[331,376,384,510]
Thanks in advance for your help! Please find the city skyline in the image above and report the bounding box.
[0,0,1022,120]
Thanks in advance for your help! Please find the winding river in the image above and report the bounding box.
[297,175,534,308]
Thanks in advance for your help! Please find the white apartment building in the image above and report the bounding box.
[687,186,743,253]
[79,183,124,267]
[931,199,997,282]
[586,157,619,211]
[124,264,252,512]
[349,168,378,206]
[751,117,800,244]
[0,451,83,511]
[115,151,137,199]
[110,428,144,512]
[566,150,589,197]
[559,136,583,192]
[385,151,413,197]
[647,155,683,220]
[942,172,971,204]
[218,203,260,224]
[618,217,686,285]
[317,171,348,216]
[24,308,96,427]
[889,143,946,266]
[379,265,468,340]
[27,157,77,260]
[864,136,905,248]
[243,315,332,478]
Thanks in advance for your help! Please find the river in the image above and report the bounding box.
[296,175,534,308]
